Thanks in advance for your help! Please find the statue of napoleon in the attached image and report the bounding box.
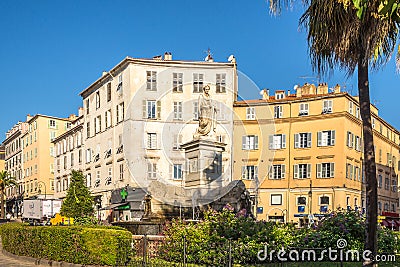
[195,85,217,138]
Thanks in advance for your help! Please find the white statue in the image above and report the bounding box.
[195,85,217,137]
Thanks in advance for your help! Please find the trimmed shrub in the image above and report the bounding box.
[0,223,132,266]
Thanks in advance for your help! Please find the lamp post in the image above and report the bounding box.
[308,180,313,227]
[37,181,47,199]
[95,197,101,222]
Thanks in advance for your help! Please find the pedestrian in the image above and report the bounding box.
[6,213,11,222]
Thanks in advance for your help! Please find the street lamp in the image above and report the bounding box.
[37,181,47,199]
[308,181,313,226]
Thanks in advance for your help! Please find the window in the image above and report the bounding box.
[105,109,112,128]
[355,107,360,119]
[119,163,124,181]
[246,107,255,120]
[348,101,354,114]
[86,99,90,114]
[78,149,82,163]
[193,102,199,120]
[116,102,124,123]
[86,173,92,188]
[346,163,353,179]
[105,167,112,185]
[355,136,361,151]
[378,175,382,188]
[143,100,160,119]
[86,149,92,163]
[274,105,283,118]
[95,91,100,109]
[86,122,90,138]
[297,196,307,205]
[294,164,311,179]
[372,118,375,129]
[147,133,157,149]
[71,153,74,166]
[242,135,259,150]
[49,119,56,129]
[50,131,56,141]
[347,131,354,148]
[269,134,286,150]
[320,196,330,205]
[241,165,258,180]
[392,180,397,192]
[271,194,282,205]
[148,163,157,179]
[322,100,333,113]
[294,133,311,148]
[269,164,286,179]
[117,74,123,93]
[216,73,226,93]
[173,101,183,120]
[173,73,183,92]
[317,130,335,146]
[173,164,183,180]
[379,149,382,163]
[107,83,111,102]
[299,103,309,116]
[172,134,182,150]
[385,177,390,190]
[95,116,101,133]
[193,73,204,93]
[146,71,157,91]
[317,163,335,178]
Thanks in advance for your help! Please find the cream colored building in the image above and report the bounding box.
[52,109,84,199]
[21,114,74,200]
[79,53,237,221]
[233,83,400,225]
[3,122,28,216]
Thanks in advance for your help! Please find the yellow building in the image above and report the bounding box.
[22,114,74,199]
[233,83,400,226]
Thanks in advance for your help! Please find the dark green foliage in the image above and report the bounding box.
[0,223,132,266]
[159,208,399,265]
[60,170,94,219]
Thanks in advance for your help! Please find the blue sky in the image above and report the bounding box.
[1,0,399,139]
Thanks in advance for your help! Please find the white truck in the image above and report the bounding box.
[22,199,62,225]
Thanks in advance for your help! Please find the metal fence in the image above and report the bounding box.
[125,235,372,267]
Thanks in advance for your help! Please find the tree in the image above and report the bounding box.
[60,170,94,219]
[0,170,17,219]
[269,1,400,266]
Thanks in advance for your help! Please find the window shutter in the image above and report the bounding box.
[294,134,299,148]
[282,134,286,148]
[347,132,350,147]
[307,133,312,148]
[157,101,161,119]
[254,166,258,180]
[281,165,286,179]
[269,166,274,179]
[330,163,335,177]
[351,133,354,148]
[305,103,309,112]
[142,100,147,118]
[331,130,336,145]
[241,166,246,179]
[279,106,283,118]
[269,135,274,149]
[274,106,278,118]
[255,135,259,149]
[317,163,322,178]
[317,131,322,146]
[294,165,299,179]
[307,164,311,178]
[242,136,247,150]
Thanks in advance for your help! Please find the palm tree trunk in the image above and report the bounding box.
[0,191,4,219]
[358,59,378,267]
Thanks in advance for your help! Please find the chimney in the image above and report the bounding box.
[26,114,33,122]
[287,90,291,96]
[334,84,341,93]
[261,89,269,100]
[153,55,162,60]
[317,83,328,95]
[78,107,84,117]
[102,71,108,77]
[309,83,317,95]
[164,52,172,60]
[295,85,302,98]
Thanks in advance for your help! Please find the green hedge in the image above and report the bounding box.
[0,223,132,266]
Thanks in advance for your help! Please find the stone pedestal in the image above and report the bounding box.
[180,137,226,188]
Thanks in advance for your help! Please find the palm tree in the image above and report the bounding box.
[269,1,399,265]
[0,170,17,219]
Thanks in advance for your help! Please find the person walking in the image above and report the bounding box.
[6,213,11,222]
